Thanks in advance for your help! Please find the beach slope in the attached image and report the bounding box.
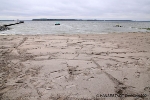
[0,33,150,100]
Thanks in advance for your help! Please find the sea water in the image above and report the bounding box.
[0,21,150,35]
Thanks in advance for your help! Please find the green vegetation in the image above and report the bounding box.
[139,28,150,30]
[146,28,150,30]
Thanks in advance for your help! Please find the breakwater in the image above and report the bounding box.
[0,21,24,31]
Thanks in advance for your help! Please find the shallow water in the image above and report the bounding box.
[0,21,150,35]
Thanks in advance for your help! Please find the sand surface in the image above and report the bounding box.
[0,33,150,100]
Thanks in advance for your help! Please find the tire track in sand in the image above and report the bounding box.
[91,58,146,100]
[0,37,28,97]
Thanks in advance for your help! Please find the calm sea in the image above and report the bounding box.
[0,21,150,35]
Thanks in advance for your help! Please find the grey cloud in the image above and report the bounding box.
[0,0,150,20]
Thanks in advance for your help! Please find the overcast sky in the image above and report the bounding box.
[0,0,150,20]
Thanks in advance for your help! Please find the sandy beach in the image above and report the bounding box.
[0,32,150,100]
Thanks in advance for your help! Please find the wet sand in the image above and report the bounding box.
[0,33,150,100]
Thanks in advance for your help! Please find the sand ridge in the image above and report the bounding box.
[0,33,150,100]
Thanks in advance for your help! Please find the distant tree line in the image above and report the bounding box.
[32,19,133,21]
[0,20,14,21]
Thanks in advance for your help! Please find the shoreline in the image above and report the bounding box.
[0,31,150,35]
[0,32,150,100]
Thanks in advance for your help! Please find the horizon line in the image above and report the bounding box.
[0,19,150,21]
